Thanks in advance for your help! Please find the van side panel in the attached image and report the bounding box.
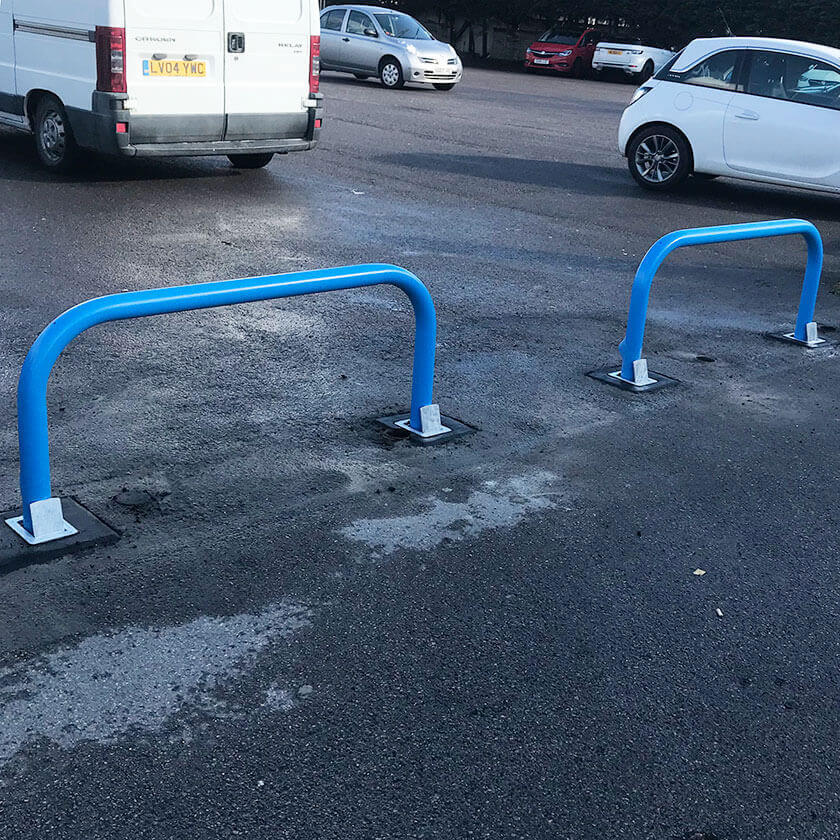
[12,1,123,113]
[0,1,19,120]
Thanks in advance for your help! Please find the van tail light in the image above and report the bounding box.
[310,35,320,93]
[96,26,127,94]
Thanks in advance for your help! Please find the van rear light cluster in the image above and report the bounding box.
[310,35,320,94]
[96,26,127,94]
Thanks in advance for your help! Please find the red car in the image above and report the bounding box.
[524,26,603,77]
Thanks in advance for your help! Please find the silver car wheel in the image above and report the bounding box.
[634,134,680,183]
[40,109,67,164]
[381,62,400,87]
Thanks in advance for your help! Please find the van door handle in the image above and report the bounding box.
[227,32,245,53]
[342,37,350,42]
[734,110,759,120]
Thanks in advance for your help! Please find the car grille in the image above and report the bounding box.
[531,50,556,57]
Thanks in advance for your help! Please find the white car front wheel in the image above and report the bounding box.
[627,126,691,191]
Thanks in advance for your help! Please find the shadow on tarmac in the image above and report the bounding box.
[382,151,840,222]
[0,130,250,185]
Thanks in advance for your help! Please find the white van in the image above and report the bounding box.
[0,0,324,171]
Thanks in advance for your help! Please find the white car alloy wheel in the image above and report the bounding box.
[634,134,680,183]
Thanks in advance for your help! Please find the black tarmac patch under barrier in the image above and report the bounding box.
[377,414,476,446]
[764,325,835,348]
[0,498,120,572]
[587,367,680,393]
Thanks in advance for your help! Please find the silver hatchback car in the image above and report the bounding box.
[320,5,463,90]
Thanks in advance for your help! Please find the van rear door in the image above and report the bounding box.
[124,0,225,143]
[222,0,311,140]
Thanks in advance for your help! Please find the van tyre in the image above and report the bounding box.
[227,153,275,169]
[627,125,691,191]
[379,58,405,89]
[34,96,79,173]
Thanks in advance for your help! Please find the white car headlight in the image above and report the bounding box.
[630,85,653,103]
[628,49,644,55]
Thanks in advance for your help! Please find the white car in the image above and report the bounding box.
[593,40,674,81]
[619,36,840,192]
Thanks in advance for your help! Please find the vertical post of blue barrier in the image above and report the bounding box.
[613,219,825,387]
[8,264,446,545]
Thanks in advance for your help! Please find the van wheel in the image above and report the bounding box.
[34,96,79,173]
[627,125,691,191]
[227,153,274,169]
[379,59,405,89]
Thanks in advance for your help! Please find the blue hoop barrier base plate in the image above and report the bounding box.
[377,414,476,445]
[0,498,119,569]
[586,367,679,394]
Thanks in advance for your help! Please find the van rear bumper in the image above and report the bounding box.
[126,137,316,157]
[72,92,323,158]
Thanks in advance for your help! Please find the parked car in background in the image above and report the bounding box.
[0,0,323,172]
[524,27,603,77]
[592,39,675,82]
[618,37,840,193]
[320,5,462,90]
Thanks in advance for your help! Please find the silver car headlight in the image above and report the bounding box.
[558,49,572,57]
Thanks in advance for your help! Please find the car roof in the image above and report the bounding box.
[321,4,406,12]
[675,36,840,70]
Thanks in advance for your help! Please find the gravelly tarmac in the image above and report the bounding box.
[1,67,839,839]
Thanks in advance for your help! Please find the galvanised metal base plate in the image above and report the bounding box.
[587,367,679,393]
[0,498,119,572]
[377,414,476,446]
[765,329,830,348]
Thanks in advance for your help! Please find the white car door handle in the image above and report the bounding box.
[734,110,760,121]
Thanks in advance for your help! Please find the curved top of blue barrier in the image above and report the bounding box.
[640,219,821,274]
[23,263,430,378]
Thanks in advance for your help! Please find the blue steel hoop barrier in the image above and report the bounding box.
[616,219,824,385]
[6,264,442,546]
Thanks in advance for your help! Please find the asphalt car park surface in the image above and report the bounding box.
[2,68,840,840]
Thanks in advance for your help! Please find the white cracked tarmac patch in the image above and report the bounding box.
[0,603,310,766]
[341,471,558,555]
